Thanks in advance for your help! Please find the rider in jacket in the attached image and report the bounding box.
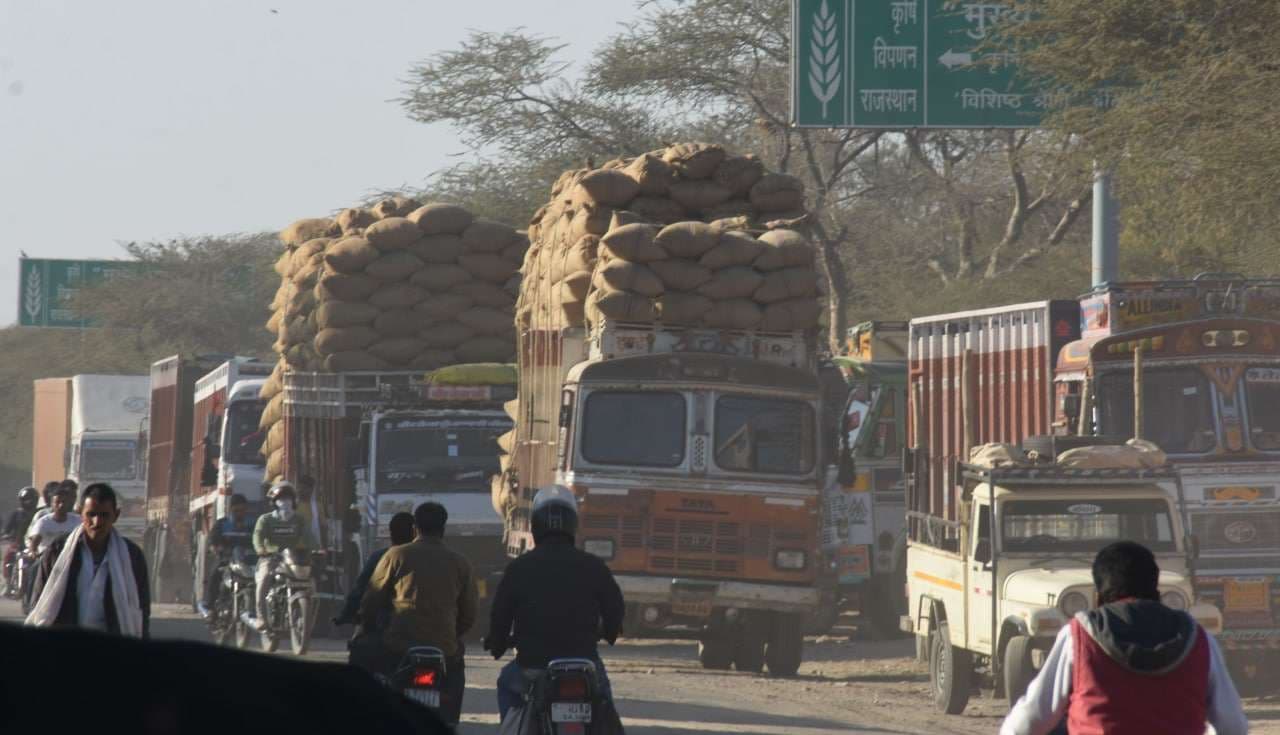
[242,482,314,632]
[486,485,625,722]
[197,493,256,619]
[2,487,39,595]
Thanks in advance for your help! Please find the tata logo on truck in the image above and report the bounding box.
[1225,521,1259,545]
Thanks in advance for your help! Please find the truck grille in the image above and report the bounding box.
[1191,511,1280,553]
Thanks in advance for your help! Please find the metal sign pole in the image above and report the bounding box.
[1092,163,1119,287]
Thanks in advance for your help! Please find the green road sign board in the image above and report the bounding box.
[793,0,1050,128]
[18,258,140,328]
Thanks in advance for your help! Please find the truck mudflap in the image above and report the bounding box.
[614,574,819,614]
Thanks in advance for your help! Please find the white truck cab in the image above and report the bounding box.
[904,444,1222,714]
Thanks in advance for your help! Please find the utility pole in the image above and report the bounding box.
[1092,164,1119,287]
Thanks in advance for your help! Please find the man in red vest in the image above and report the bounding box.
[1002,541,1247,735]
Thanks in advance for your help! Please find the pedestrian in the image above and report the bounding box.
[1001,541,1247,735]
[359,502,477,728]
[25,483,150,637]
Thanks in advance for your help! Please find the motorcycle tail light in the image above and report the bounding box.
[555,675,588,699]
[412,669,439,688]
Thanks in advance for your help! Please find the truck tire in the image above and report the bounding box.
[733,616,768,674]
[765,612,804,677]
[930,622,972,714]
[698,629,734,670]
[1003,635,1036,706]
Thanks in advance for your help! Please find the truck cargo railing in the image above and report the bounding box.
[284,371,515,419]
[959,463,1179,486]
[589,318,815,370]
[905,510,962,550]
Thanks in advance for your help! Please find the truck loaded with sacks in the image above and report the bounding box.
[498,143,826,676]
[254,197,525,611]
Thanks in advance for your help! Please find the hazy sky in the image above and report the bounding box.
[0,0,638,325]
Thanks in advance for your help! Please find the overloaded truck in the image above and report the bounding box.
[898,302,1215,713]
[33,374,151,541]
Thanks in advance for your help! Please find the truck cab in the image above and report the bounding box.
[905,442,1222,714]
[69,429,147,539]
[209,378,269,516]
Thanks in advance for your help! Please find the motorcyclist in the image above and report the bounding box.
[25,484,81,556]
[197,493,256,620]
[334,511,415,629]
[486,485,625,722]
[2,487,39,595]
[241,482,314,633]
[28,481,63,524]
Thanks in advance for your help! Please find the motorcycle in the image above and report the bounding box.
[4,543,37,613]
[208,547,256,649]
[391,646,452,724]
[502,658,621,735]
[257,548,315,655]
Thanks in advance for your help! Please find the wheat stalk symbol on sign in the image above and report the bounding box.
[23,264,42,323]
[809,0,841,119]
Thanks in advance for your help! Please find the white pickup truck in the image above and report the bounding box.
[902,443,1223,714]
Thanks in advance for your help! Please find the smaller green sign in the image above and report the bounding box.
[18,257,140,328]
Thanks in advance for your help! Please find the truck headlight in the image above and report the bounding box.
[1161,590,1188,611]
[583,539,615,560]
[774,550,807,570]
[1059,591,1090,617]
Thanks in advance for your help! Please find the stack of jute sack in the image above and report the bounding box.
[518,142,821,334]
[257,197,527,479]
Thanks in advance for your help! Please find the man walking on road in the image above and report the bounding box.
[359,502,477,727]
[25,483,149,637]
[1002,541,1247,735]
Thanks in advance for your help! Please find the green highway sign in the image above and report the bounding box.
[18,257,140,328]
[793,0,1051,128]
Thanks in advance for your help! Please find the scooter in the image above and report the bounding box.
[208,547,256,649]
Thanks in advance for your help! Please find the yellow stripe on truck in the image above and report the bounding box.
[913,570,963,591]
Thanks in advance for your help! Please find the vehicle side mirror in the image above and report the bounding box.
[1062,394,1081,424]
[1188,534,1201,560]
[204,436,221,460]
[200,459,218,487]
[974,538,992,565]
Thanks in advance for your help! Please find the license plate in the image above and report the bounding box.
[671,597,714,618]
[551,702,592,723]
[405,688,440,708]
[1226,580,1270,612]
[477,579,487,599]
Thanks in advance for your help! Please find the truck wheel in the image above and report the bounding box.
[765,612,805,677]
[930,622,972,714]
[1003,635,1036,706]
[733,613,768,673]
[698,629,734,670]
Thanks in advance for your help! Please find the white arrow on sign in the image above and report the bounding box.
[938,49,973,70]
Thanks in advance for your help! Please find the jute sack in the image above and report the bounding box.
[559,271,593,302]
[265,311,283,335]
[656,292,714,324]
[316,326,379,355]
[281,218,338,247]
[317,270,379,302]
[284,344,317,370]
[266,449,284,482]
[325,237,381,273]
[594,260,665,297]
[458,307,513,336]
[623,153,675,196]
[365,217,421,251]
[650,259,713,292]
[572,205,614,237]
[411,264,472,291]
[324,350,390,372]
[409,234,464,265]
[415,293,474,320]
[368,283,428,310]
[501,240,528,264]
[365,251,425,282]
[454,281,515,309]
[291,256,324,287]
[420,323,476,348]
[629,196,686,224]
[373,309,423,338]
[286,288,316,319]
[462,219,518,254]
[411,350,458,369]
[655,222,720,259]
[372,196,421,220]
[753,229,813,271]
[273,251,293,278]
[337,207,376,234]
[709,216,755,232]
[663,143,726,180]
[669,180,733,213]
[260,394,284,430]
[705,200,757,221]
[564,235,600,274]
[591,290,656,322]
[760,297,821,331]
[291,239,330,272]
[714,155,765,196]
[264,422,285,457]
[701,231,765,269]
[369,337,427,365]
[601,224,667,262]
[459,254,519,283]
[409,204,475,235]
[280,315,314,346]
[698,267,765,300]
[316,301,380,329]
[750,173,806,212]
[259,371,283,401]
[561,298,586,325]
[609,210,647,229]
[270,283,290,311]
[754,267,819,304]
[705,299,763,329]
[578,169,640,207]
[456,337,514,363]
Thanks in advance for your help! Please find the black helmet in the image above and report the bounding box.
[17,486,37,508]
[530,485,578,544]
[267,482,296,503]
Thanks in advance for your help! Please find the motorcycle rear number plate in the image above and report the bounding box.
[406,689,440,708]
[551,703,592,722]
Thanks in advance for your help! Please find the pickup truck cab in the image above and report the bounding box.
[903,445,1222,714]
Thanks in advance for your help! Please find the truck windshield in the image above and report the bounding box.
[1001,498,1177,553]
[1097,368,1216,453]
[715,395,815,475]
[581,391,686,467]
[82,440,138,480]
[375,417,511,492]
[1246,367,1280,451]
[223,400,267,465]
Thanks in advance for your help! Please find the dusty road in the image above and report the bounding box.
[4,598,1279,733]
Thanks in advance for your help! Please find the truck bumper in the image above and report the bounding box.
[614,574,820,614]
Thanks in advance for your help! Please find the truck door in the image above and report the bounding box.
[969,500,995,652]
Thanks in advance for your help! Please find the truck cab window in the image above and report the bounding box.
[1098,368,1217,453]
[714,395,815,475]
[973,504,992,565]
[1246,368,1280,451]
[581,391,686,468]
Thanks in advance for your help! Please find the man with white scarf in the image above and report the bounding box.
[25,483,149,638]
